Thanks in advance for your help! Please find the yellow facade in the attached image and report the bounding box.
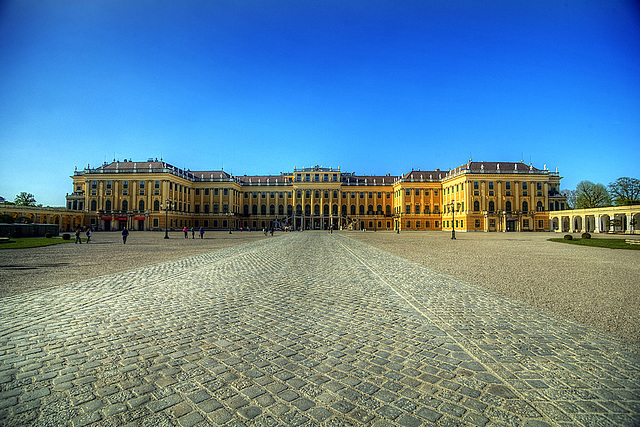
[66,159,566,232]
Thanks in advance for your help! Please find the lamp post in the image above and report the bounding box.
[164,200,171,239]
[450,201,457,240]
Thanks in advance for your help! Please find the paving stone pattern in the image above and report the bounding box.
[1,233,638,426]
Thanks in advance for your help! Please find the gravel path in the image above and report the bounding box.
[0,230,268,298]
[346,231,640,346]
[1,230,638,345]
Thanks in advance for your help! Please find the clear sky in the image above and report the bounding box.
[1,0,639,206]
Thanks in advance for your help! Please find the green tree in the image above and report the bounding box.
[608,177,640,206]
[560,189,576,209]
[575,181,611,209]
[14,192,37,206]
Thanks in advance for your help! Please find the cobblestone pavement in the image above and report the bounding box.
[1,233,638,426]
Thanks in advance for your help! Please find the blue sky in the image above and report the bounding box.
[1,0,639,206]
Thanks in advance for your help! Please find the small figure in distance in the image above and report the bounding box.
[122,227,129,244]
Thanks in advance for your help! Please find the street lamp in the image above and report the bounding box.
[164,200,171,239]
[450,201,458,240]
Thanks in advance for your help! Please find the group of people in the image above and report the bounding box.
[74,227,92,244]
[182,227,205,239]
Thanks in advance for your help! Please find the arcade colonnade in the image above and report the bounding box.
[551,205,640,234]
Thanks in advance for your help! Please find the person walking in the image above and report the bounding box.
[86,227,92,243]
[122,227,129,244]
[183,227,188,238]
[74,228,82,244]
[190,227,195,239]
[199,227,204,239]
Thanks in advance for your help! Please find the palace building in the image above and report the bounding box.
[65,158,567,232]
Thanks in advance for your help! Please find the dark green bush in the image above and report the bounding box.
[564,234,573,240]
[581,232,591,239]
[62,233,71,240]
[45,233,52,239]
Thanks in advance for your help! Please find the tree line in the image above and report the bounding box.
[561,177,640,209]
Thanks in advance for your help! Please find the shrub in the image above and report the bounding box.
[581,232,591,239]
[62,233,71,240]
[45,233,52,239]
[564,234,573,240]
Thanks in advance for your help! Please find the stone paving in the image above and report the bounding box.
[0,232,638,426]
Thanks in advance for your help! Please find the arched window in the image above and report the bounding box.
[252,205,258,215]
[278,204,284,215]
[305,190,310,198]
[537,201,543,212]
[376,205,382,215]
[261,205,266,215]
[154,200,160,211]
[305,204,311,215]
[287,205,292,216]
[359,205,365,215]
[367,205,373,214]
[105,200,112,211]
[522,201,529,213]
[351,205,356,215]
[505,201,512,212]
[139,200,144,211]
[244,205,249,215]
[120,200,127,212]
[314,204,320,215]
[91,200,97,211]
[386,205,391,215]
[332,204,338,215]
[323,204,329,215]
[342,205,347,216]
[269,205,275,215]
[488,201,495,212]
[297,190,302,198]
[473,200,479,211]
[296,204,302,215]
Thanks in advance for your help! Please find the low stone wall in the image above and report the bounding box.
[0,223,60,238]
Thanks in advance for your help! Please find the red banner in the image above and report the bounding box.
[134,217,145,220]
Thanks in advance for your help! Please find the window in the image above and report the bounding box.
[214,204,219,214]
[522,201,529,213]
[122,181,128,188]
[195,204,200,213]
[139,200,144,211]
[505,201,512,212]
[205,189,210,195]
[105,200,112,211]
[538,220,544,228]
[261,205,266,215]
[475,219,480,228]
[435,221,439,228]
[153,218,159,228]
[215,188,219,195]
[351,205,356,215]
[474,201,480,211]
[523,219,530,228]
[91,200,97,211]
[434,190,438,196]
[139,181,145,188]
[406,205,411,214]
[537,201,543,212]
[489,182,493,190]
[205,204,210,213]
[426,221,430,228]
[416,221,421,228]
[223,204,228,213]
[223,188,228,196]
[415,189,420,196]
[406,221,411,228]
[155,181,160,189]
[92,181,97,189]
[489,201,495,212]
[154,200,160,211]
[314,173,319,181]
[270,205,275,215]
[415,205,420,214]
[406,189,410,196]
[305,174,310,181]
[195,188,200,195]
[106,190,111,195]
[359,205,365,215]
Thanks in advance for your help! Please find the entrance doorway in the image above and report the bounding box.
[138,220,145,231]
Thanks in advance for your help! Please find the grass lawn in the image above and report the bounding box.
[0,237,82,249]
[548,237,640,250]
